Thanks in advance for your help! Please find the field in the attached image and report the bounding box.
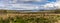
[0,10,60,23]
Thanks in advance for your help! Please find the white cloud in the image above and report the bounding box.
[23,0,47,2]
[17,0,47,2]
[0,0,48,4]
[44,3,54,8]
[3,4,39,10]
[7,0,48,3]
[1,0,60,10]
[39,0,60,10]
[54,0,60,9]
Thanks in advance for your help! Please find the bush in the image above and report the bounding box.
[0,15,59,23]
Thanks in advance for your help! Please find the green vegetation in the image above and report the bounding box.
[0,15,60,23]
[0,10,60,23]
[54,9,60,13]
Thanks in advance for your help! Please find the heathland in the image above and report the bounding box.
[0,10,60,23]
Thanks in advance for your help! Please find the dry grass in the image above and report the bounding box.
[0,12,60,23]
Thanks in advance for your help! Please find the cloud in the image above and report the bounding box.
[0,0,48,4]
[7,0,48,4]
[44,3,54,8]
[0,0,47,10]
[39,0,60,10]
[19,0,47,2]
[0,0,60,11]
[2,4,39,10]
[54,0,60,9]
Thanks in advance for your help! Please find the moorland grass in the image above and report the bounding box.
[0,15,59,23]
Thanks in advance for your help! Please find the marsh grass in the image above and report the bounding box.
[0,15,59,23]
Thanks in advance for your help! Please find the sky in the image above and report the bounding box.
[0,0,60,11]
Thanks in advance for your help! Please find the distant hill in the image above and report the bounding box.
[0,9,60,14]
